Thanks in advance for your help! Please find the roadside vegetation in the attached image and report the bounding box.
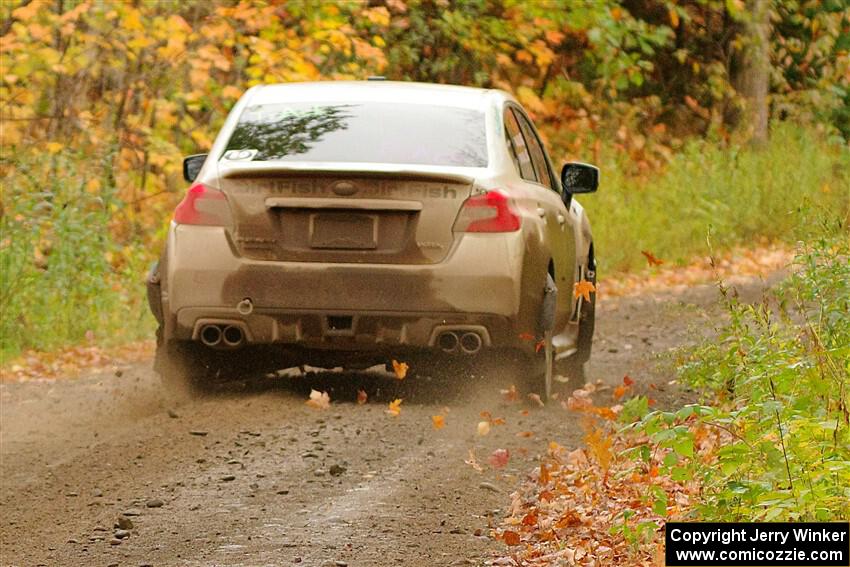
[497,232,849,563]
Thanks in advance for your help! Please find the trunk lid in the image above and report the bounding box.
[217,162,473,264]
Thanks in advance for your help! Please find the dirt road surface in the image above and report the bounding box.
[1,274,780,567]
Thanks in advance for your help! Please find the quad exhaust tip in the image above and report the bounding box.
[222,325,244,347]
[437,331,483,355]
[437,331,459,353]
[200,324,222,347]
[200,324,245,348]
[459,332,483,355]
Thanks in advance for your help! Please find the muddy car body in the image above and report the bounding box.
[148,81,598,397]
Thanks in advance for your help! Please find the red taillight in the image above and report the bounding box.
[453,190,521,233]
[173,183,231,226]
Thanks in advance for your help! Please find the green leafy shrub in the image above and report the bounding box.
[0,150,153,358]
[623,233,850,521]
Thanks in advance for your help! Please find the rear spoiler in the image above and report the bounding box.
[218,161,476,186]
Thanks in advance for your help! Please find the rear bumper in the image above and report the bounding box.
[160,224,537,350]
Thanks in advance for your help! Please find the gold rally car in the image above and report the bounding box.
[147,80,598,399]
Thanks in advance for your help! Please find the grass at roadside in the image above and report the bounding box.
[585,124,850,273]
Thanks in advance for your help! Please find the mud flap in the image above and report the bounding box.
[146,260,163,326]
[537,274,557,336]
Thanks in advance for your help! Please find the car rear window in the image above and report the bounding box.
[223,102,488,167]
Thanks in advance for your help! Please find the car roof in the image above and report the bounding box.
[247,81,512,110]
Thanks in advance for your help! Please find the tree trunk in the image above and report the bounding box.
[732,0,770,144]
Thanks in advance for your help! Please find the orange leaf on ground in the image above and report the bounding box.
[391,359,408,380]
[306,389,330,410]
[623,374,635,386]
[554,510,582,529]
[613,385,629,400]
[516,431,534,438]
[539,463,550,485]
[528,393,545,407]
[521,510,538,526]
[431,415,445,430]
[641,250,664,266]
[489,448,510,469]
[573,279,596,301]
[503,530,521,546]
[500,384,519,402]
[357,389,368,405]
[386,398,403,416]
[518,332,535,341]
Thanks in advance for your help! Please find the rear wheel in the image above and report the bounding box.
[155,340,230,397]
[155,340,273,396]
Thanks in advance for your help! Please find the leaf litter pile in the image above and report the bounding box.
[491,379,717,566]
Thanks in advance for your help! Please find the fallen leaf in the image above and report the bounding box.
[518,332,535,341]
[500,384,519,402]
[386,398,403,416]
[641,250,664,266]
[555,510,581,530]
[465,448,483,472]
[477,421,491,436]
[357,389,368,405]
[528,393,545,407]
[432,415,445,430]
[521,510,538,526]
[538,463,550,485]
[489,448,510,469]
[503,530,521,546]
[623,374,635,386]
[306,389,330,410]
[573,279,596,301]
[516,431,534,438]
[392,359,408,380]
[613,385,629,400]
[565,448,588,467]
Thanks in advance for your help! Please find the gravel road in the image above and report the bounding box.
[0,274,780,567]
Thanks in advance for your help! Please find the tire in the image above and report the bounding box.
[155,340,210,397]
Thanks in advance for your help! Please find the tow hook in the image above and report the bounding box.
[237,298,253,316]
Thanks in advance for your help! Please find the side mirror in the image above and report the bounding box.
[561,162,599,194]
[183,154,208,182]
